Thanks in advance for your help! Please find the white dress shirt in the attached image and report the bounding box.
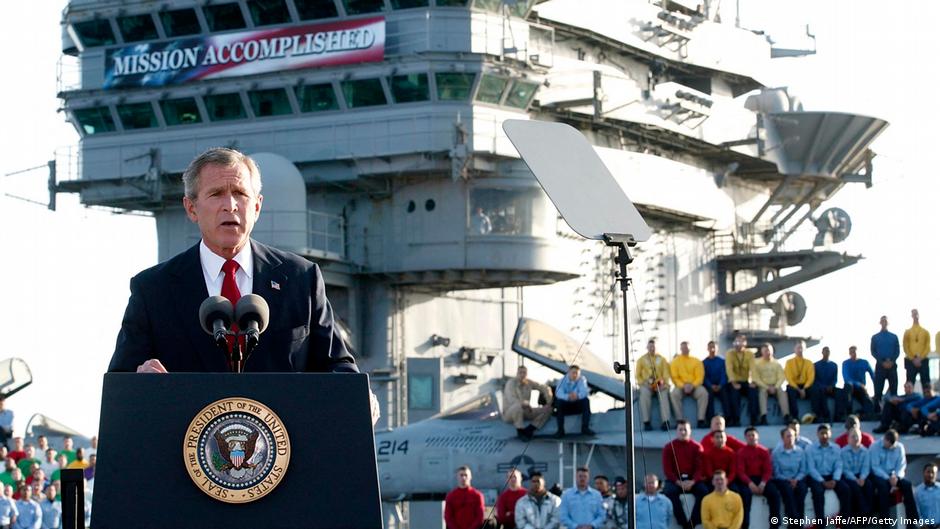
[199,240,253,298]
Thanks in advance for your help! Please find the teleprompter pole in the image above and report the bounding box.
[605,233,637,529]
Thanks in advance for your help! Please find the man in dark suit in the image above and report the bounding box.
[108,147,358,376]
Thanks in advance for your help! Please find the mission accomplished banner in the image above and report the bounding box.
[103,17,385,89]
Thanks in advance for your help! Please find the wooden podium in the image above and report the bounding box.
[91,373,382,528]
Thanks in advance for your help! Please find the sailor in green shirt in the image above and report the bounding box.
[58,437,76,465]
[16,446,40,477]
[0,458,16,488]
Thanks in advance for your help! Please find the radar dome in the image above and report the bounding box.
[250,152,307,253]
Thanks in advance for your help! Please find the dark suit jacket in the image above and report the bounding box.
[108,240,358,373]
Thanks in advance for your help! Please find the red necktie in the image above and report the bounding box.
[221,260,242,370]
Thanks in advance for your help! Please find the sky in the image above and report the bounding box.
[0,1,938,436]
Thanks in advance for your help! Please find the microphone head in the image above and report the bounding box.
[235,294,269,333]
[199,296,234,335]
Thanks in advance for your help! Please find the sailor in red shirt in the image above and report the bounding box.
[699,415,745,452]
[662,420,708,529]
[735,427,783,529]
[704,430,751,528]
[444,466,485,529]
[495,469,527,529]
[833,415,874,448]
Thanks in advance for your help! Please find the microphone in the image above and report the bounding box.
[199,296,235,349]
[235,294,269,353]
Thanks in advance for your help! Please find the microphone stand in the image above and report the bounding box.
[231,332,243,374]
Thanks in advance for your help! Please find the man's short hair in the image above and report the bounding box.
[576,466,590,473]
[924,463,938,471]
[456,465,471,473]
[712,414,725,420]
[884,430,898,444]
[676,419,690,427]
[712,469,726,477]
[182,147,262,200]
[817,423,831,432]
[780,427,792,438]
[713,430,726,438]
[845,415,860,428]
[744,426,758,435]
[594,475,609,483]
[529,472,543,480]
[787,418,800,427]
[569,365,580,371]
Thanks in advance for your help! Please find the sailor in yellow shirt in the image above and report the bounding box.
[701,469,744,529]
[669,341,709,428]
[785,340,815,423]
[724,333,758,427]
[636,339,671,431]
[750,343,790,425]
[903,308,931,387]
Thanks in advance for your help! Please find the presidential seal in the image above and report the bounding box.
[183,397,290,504]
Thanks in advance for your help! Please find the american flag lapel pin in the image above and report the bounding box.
[271,280,281,291]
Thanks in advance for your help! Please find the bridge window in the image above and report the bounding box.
[391,0,429,8]
[389,73,429,103]
[72,19,116,47]
[435,72,475,101]
[160,98,202,126]
[204,3,247,32]
[295,0,339,19]
[436,0,470,6]
[408,375,434,409]
[471,0,501,12]
[475,74,508,104]
[295,83,339,112]
[248,88,293,117]
[117,14,159,43]
[343,0,385,15]
[72,107,116,135]
[504,79,539,109]
[341,79,387,108]
[246,0,292,26]
[507,0,535,17]
[469,187,550,237]
[116,102,158,130]
[204,93,247,121]
[160,8,202,37]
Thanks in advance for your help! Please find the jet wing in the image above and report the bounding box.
[512,318,626,401]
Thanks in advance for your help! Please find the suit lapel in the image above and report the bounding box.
[251,240,288,327]
[168,243,229,372]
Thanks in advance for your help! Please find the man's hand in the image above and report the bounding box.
[684,383,693,395]
[732,382,741,390]
[824,480,836,490]
[768,387,777,395]
[857,478,865,487]
[889,475,898,488]
[748,482,760,494]
[757,482,766,494]
[798,389,806,399]
[882,360,894,369]
[789,479,798,489]
[369,391,381,426]
[680,480,693,492]
[913,357,922,368]
[568,391,578,401]
[711,385,720,393]
[136,359,168,373]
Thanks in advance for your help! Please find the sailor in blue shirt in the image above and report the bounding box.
[869,430,919,519]
[0,399,12,450]
[635,474,673,529]
[842,346,875,417]
[13,486,41,529]
[810,347,842,423]
[559,467,607,529]
[915,463,940,529]
[702,341,732,422]
[875,381,921,434]
[771,427,808,521]
[554,365,593,437]
[38,485,60,529]
[898,386,936,434]
[840,428,873,519]
[871,316,900,409]
[805,424,849,521]
[0,490,17,529]
[774,419,812,452]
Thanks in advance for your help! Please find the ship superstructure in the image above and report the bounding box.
[55,0,887,526]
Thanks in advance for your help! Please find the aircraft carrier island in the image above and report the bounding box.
[53,0,905,527]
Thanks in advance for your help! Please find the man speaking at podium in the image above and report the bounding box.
[108,147,359,376]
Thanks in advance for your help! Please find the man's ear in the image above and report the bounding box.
[183,196,197,222]
[255,194,263,216]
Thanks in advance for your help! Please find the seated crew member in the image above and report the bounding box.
[873,381,921,434]
[703,341,733,423]
[785,340,816,423]
[554,365,593,437]
[700,470,743,529]
[703,431,750,529]
[635,474,672,529]
[897,383,935,434]
[770,427,808,522]
[811,347,843,423]
[724,334,757,427]
[804,424,849,521]
[559,466,606,529]
[915,463,939,529]
[700,415,745,453]
[503,365,554,440]
[868,430,919,519]
[637,340,672,432]
[841,346,875,419]
[922,393,940,436]
[736,427,782,529]
[750,343,790,425]
[661,420,707,529]
[839,428,873,521]
[669,341,709,429]
[833,415,874,448]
